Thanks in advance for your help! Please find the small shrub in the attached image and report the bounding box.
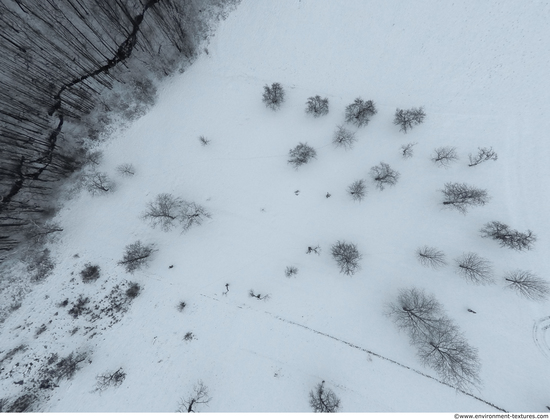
[348,179,367,201]
[183,332,194,341]
[262,83,285,110]
[331,240,361,276]
[285,266,298,277]
[305,95,329,117]
[332,125,357,149]
[345,98,377,127]
[68,295,90,318]
[125,282,141,299]
[468,147,497,167]
[400,142,417,159]
[288,143,317,169]
[116,163,135,176]
[35,324,47,338]
[177,301,187,312]
[199,136,210,146]
[249,289,270,301]
[80,263,100,283]
[431,147,459,168]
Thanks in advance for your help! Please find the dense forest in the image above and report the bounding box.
[0,0,236,261]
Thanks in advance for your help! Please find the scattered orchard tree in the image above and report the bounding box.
[306,245,321,255]
[503,270,549,301]
[394,107,426,133]
[177,301,187,312]
[118,241,156,273]
[415,319,481,391]
[416,246,447,269]
[441,182,490,214]
[468,147,498,167]
[142,193,184,232]
[85,172,115,195]
[179,201,211,233]
[370,162,400,190]
[386,287,445,344]
[95,368,126,392]
[305,95,329,117]
[308,381,341,413]
[288,143,317,169]
[177,380,211,413]
[116,163,135,176]
[249,289,270,301]
[455,252,494,284]
[431,146,458,168]
[262,83,285,110]
[480,221,536,251]
[285,266,298,277]
[331,240,361,276]
[332,125,357,149]
[345,98,377,127]
[348,179,367,202]
[125,282,141,299]
[400,142,417,159]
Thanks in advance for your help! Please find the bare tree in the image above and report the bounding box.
[306,245,321,255]
[199,135,210,146]
[331,240,361,276]
[24,221,63,246]
[308,381,341,413]
[118,241,156,273]
[288,143,317,169]
[95,368,126,392]
[179,201,211,233]
[504,270,549,301]
[285,266,298,277]
[248,289,270,301]
[400,142,417,159]
[347,179,367,201]
[455,252,494,284]
[345,98,377,127]
[305,95,329,117]
[116,163,135,177]
[177,380,211,413]
[332,125,357,149]
[441,182,490,214]
[431,147,458,168]
[468,147,498,167]
[370,162,400,190]
[386,288,445,344]
[262,83,285,110]
[84,150,104,167]
[86,172,115,195]
[480,221,536,251]
[142,193,184,232]
[416,319,481,391]
[394,107,426,133]
[416,246,447,269]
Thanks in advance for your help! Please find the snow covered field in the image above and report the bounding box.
[1,0,550,413]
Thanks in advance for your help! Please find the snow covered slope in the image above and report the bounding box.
[2,0,550,412]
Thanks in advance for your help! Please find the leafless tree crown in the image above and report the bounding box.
[370,162,400,190]
[308,381,341,413]
[305,95,329,117]
[332,125,357,149]
[468,147,498,167]
[177,380,211,413]
[348,179,367,201]
[345,98,377,127]
[288,143,317,169]
[394,107,426,133]
[416,246,447,269]
[455,252,494,284]
[480,221,536,251]
[400,142,417,159]
[118,240,156,273]
[85,172,115,195]
[504,270,549,301]
[331,240,361,276]
[116,163,135,176]
[431,146,459,168]
[441,182,490,214]
[142,193,211,233]
[262,82,285,110]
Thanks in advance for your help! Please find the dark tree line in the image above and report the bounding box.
[0,0,237,260]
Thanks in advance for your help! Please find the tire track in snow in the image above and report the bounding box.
[199,293,507,413]
[533,316,550,360]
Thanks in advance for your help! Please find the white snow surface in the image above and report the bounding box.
[2,0,550,413]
